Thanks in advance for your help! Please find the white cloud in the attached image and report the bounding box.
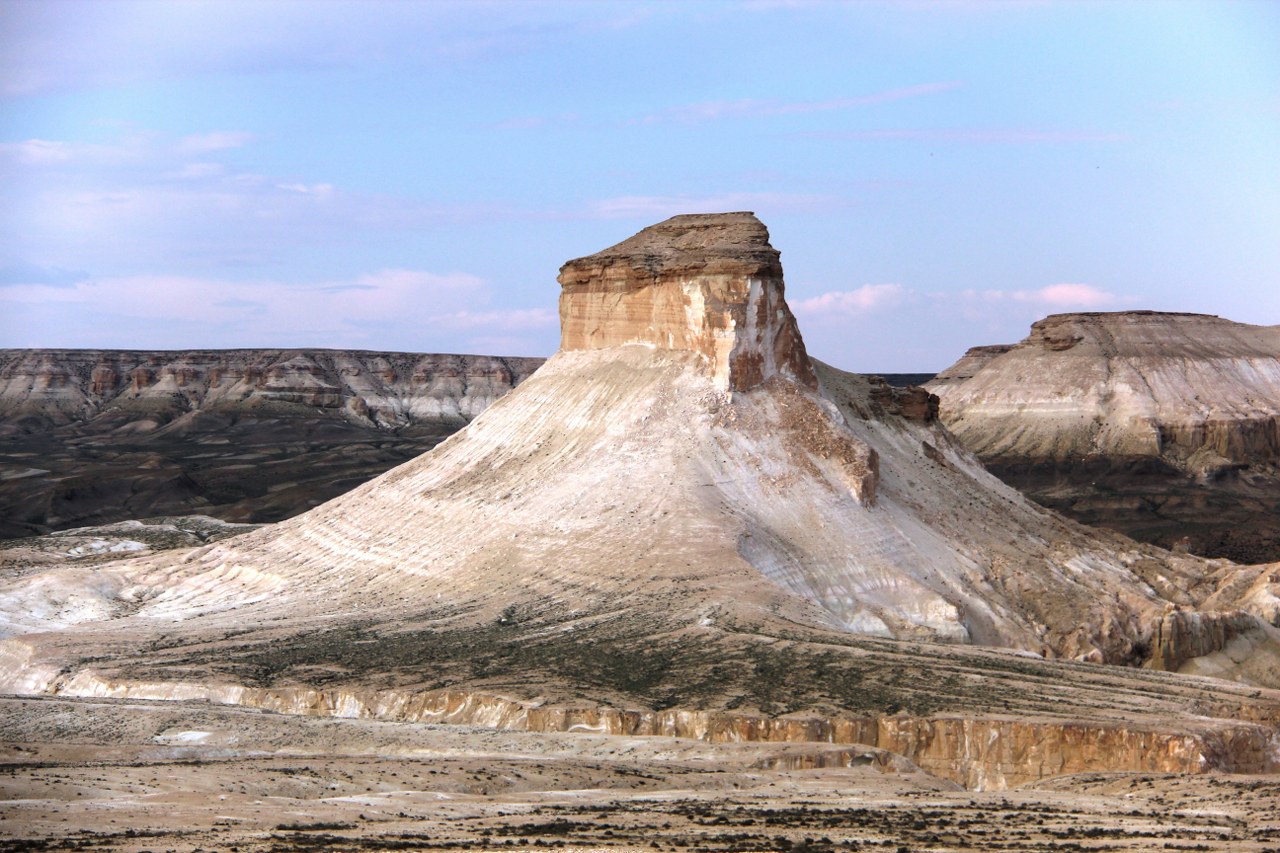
[0,2,658,98]
[0,130,255,172]
[1019,283,1119,307]
[0,135,157,168]
[921,284,1133,328]
[977,283,1123,307]
[173,162,225,179]
[0,139,75,165]
[276,182,335,197]
[793,284,907,317]
[0,268,552,353]
[0,128,493,273]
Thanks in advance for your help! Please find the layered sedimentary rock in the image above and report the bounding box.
[928,312,1280,464]
[927,312,1280,561]
[559,212,816,392]
[0,349,541,431]
[2,214,1279,791]
[0,350,542,537]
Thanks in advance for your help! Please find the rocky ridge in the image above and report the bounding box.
[928,311,1280,561]
[2,214,1279,791]
[0,349,542,431]
[0,349,543,537]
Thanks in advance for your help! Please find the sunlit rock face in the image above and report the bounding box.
[928,311,1280,561]
[929,311,1280,465]
[558,212,817,392]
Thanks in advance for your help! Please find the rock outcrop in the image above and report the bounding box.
[927,311,1280,561]
[0,350,542,537]
[2,214,1279,791]
[0,349,542,432]
[559,212,816,392]
[928,312,1280,464]
[8,677,1273,791]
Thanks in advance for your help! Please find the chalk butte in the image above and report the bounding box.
[2,214,1279,790]
[559,211,816,392]
[928,311,1280,562]
[928,311,1280,465]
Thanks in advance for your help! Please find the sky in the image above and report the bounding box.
[1,0,1277,371]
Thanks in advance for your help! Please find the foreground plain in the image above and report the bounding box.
[3,696,1279,853]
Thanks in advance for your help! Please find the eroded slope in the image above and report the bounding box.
[928,311,1280,561]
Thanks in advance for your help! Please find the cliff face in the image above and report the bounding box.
[0,350,542,537]
[928,312,1280,561]
[0,349,543,431]
[928,311,1280,465]
[15,677,1275,792]
[558,212,816,392]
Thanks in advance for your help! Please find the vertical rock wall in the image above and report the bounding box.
[558,212,817,392]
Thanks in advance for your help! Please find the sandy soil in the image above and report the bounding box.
[2,696,1278,853]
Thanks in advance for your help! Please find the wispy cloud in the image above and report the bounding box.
[809,128,1130,143]
[793,284,906,317]
[1,2,660,99]
[959,283,1126,307]
[0,268,554,352]
[276,182,335,197]
[0,128,509,274]
[638,82,963,124]
[1,130,255,170]
[0,262,90,287]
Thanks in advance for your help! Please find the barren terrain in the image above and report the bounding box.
[3,696,1279,853]
[0,350,542,539]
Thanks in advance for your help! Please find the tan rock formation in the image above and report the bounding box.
[558,212,816,392]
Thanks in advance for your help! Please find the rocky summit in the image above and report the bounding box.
[928,311,1280,561]
[558,211,816,391]
[2,215,1279,800]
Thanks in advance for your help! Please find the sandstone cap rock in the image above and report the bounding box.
[558,211,783,285]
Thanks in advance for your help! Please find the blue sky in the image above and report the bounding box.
[2,0,1277,370]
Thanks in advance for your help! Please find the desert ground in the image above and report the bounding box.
[3,696,1279,853]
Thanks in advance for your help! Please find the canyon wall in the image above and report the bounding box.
[0,349,543,537]
[0,349,543,431]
